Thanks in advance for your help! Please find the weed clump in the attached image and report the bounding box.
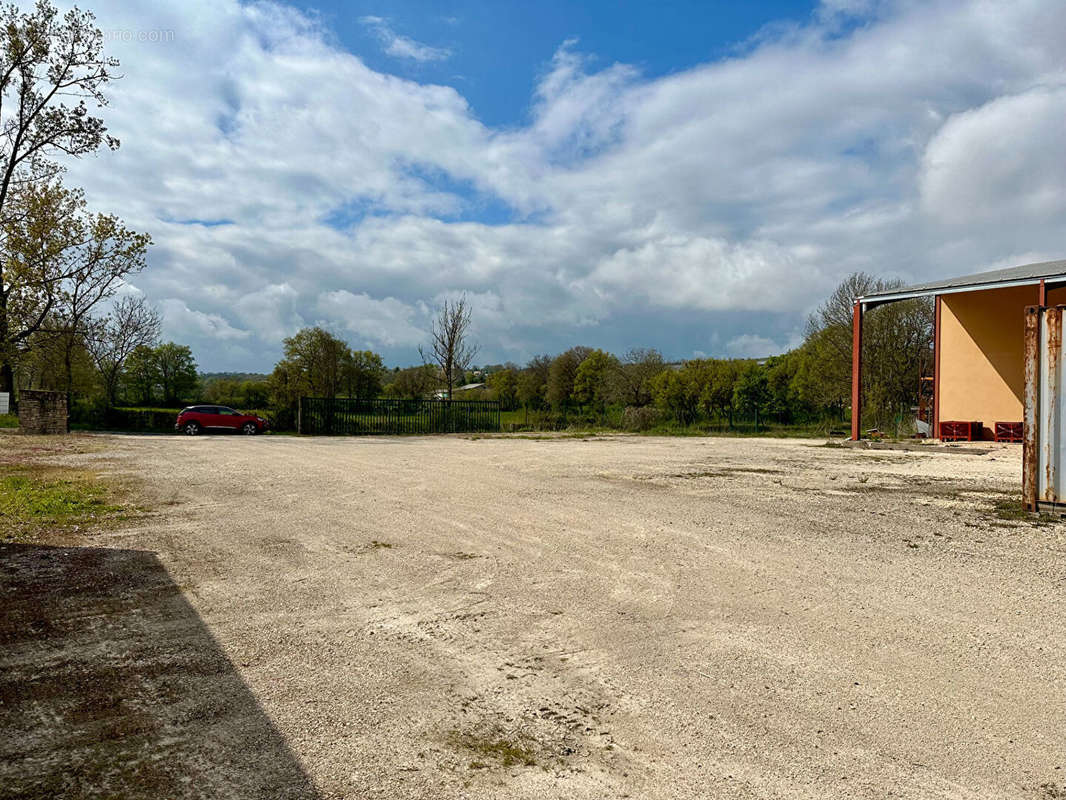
[448,730,537,768]
[991,499,1059,525]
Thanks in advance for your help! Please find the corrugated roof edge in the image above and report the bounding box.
[858,258,1066,306]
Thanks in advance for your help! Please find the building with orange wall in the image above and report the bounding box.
[853,259,1066,441]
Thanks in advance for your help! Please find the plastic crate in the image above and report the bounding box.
[939,420,983,442]
[994,421,1023,443]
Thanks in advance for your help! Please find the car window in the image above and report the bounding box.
[199,407,219,414]
[219,407,239,415]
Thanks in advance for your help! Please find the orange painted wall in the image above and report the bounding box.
[938,285,1040,438]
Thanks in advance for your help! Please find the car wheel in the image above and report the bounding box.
[184,422,201,436]
[242,422,258,435]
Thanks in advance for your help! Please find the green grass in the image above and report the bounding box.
[0,467,125,542]
[497,407,847,439]
[641,420,847,438]
[990,498,1059,525]
[448,731,538,768]
[0,413,17,428]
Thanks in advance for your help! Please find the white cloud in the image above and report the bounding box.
[920,85,1066,228]
[359,16,451,62]
[159,298,251,342]
[315,291,425,347]
[53,0,1066,370]
[724,334,781,359]
[233,284,306,344]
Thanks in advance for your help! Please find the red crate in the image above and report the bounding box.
[994,421,1023,443]
[939,420,983,442]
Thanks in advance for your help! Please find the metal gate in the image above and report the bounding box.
[1023,305,1066,511]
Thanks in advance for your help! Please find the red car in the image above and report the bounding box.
[175,405,269,436]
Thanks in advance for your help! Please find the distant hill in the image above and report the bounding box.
[200,372,270,383]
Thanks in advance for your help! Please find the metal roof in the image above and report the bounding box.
[859,258,1066,306]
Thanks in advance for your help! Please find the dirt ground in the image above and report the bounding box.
[2,432,1065,799]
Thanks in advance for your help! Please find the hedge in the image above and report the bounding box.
[104,407,183,432]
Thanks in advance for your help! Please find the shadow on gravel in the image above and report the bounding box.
[0,543,320,800]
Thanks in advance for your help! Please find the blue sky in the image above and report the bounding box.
[290,1,818,128]
[60,0,1066,371]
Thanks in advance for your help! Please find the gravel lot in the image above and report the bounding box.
[2,433,1065,799]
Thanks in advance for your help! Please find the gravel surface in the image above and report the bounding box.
[2,433,1065,799]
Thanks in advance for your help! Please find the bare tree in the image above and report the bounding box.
[86,295,160,406]
[421,296,479,400]
[799,271,932,427]
[612,347,667,407]
[42,208,150,397]
[0,1,119,394]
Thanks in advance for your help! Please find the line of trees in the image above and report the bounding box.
[14,304,201,415]
[259,272,931,434]
[476,272,932,433]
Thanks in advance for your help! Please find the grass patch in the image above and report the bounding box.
[0,413,17,429]
[0,466,126,543]
[990,498,1059,526]
[993,499,1031,521]
[448,730,538,768]
[368,539,393,549]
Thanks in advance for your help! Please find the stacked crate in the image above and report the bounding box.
[939,420,983,442]
[994,422,1023,443]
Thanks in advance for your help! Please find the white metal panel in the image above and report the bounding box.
[0,392,8,415]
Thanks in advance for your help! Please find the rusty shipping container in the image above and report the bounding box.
[1023,305,1066,511]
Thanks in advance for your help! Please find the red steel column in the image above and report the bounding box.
[851,300,863,440]
[933,295,941,439]
[1039,278,1047,307]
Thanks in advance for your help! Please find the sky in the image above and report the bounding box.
[54,0,1066,371]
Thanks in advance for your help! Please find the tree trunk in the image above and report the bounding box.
[64,337,74,433]
[0,287,11,395]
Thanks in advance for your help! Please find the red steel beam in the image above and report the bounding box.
[851,300,862,440]
[933,295,941,439]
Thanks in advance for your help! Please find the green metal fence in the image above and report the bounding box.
[298,397,501,435]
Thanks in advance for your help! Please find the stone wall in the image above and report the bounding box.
[18,390,68,435]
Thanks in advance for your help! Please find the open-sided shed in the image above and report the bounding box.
[852,259,1066,441]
